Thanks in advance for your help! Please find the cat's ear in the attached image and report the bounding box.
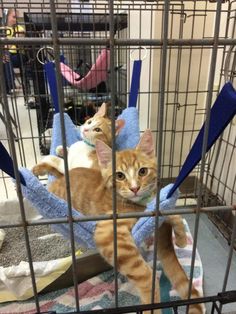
[95,140,112,168]
[94,102,107,117]
[115,119,125,135]
[136,129,154,157]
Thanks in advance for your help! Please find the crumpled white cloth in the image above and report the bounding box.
[0,198,78,302]
[0,197,42,225]
[0,257,74,301]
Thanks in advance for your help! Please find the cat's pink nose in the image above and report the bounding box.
[130,186,140,195]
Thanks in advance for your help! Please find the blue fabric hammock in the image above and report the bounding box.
[1,59,178,249]
[1,58,236,249]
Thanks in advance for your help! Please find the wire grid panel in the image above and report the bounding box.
[0,1,236,313]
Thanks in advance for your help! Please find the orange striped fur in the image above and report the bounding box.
[33,130,204,313]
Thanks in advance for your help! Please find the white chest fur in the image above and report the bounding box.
[68,141,94,169]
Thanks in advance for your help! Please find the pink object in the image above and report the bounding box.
[60,49,110,91]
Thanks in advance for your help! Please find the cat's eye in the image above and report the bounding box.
[87,120,92,124]
[138,167,148,176]
[116,171,126,181]
[94,127,101,132]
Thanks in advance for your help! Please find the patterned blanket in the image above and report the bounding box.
[0,220,203,314]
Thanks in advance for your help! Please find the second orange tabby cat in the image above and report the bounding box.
[34,102,125,177]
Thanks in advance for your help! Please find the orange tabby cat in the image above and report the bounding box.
[33,130,204,313]
[33,102,125,177]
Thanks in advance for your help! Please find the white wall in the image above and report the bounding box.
[133,2,216,177]
[124,0,236,204]
[209,1,236,205]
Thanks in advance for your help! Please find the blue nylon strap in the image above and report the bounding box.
[60,54,66,63]
[44,61,60,114]
[0,142,26,186]
[167,82,236,198]
[128,60,142,108]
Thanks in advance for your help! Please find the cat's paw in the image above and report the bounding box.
[188,303,205,314]
[56,145,68,157]
[188,289,206,314]
[174,234,188,248]
[32,163,48,176]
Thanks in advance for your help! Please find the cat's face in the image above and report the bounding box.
[96,130,157,204]
[80,103,124,146]
[114,149,157,203]
[80,115,112,145]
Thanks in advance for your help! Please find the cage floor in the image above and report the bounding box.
[185,213,236,313]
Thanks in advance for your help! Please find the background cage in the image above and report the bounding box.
[0,0,236,313]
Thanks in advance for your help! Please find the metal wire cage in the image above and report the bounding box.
[0,0,236,313]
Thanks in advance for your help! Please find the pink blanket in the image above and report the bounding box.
[60,49,110,91]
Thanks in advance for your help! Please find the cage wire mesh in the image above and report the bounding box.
[0,0,236,313]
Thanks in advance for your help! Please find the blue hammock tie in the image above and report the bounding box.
[167,82,236,198]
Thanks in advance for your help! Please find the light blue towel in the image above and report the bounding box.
[50,113,81,156]
[116,107,140,150]
[20,167,178,249]
[132,184,179,247]
[20,107,179,249]
[50,107,141,154]
[21,167,96,249]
